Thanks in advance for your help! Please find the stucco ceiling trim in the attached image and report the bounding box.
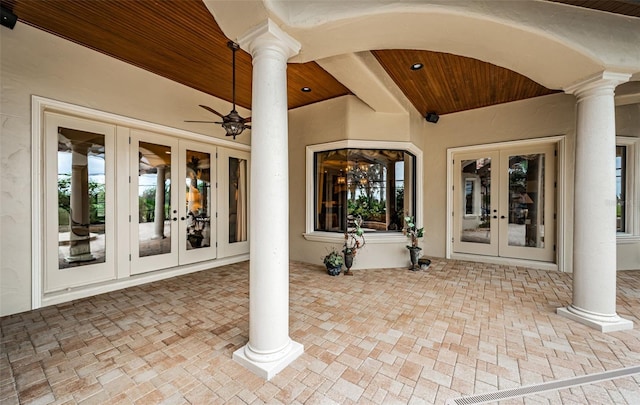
[205,0,639,90]
[316,52,407,114]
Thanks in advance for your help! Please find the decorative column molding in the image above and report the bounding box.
[557,71,633,332]
[232,19,303,380]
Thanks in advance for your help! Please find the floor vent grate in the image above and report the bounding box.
[446,365,640,404]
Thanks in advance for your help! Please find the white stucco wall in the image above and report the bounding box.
[0,25,249,317]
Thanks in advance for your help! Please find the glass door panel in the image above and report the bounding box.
[217,148,250,257]
[130,132,179,274]
[45,113,116,292]
[506,153,545,247]
[179,141,216,264]
[137,142,172,257]
[499,146,555,261]
[58,129,107,267]
[229,156,248,243]
[453,152,499,256]
[185,150,212,250]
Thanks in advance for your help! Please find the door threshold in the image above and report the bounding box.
[450,253,558,271]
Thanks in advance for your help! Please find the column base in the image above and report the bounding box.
[65,253,95,263]
[557,306,633,332]
[233,340,303,380]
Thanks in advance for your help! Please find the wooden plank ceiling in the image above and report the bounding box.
[0,0,350,111]
[1,0,637,117]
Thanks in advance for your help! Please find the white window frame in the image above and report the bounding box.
[303,140,423,244]
[616,136,640,243]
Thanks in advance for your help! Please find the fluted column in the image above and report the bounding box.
[557,72,632,332]
[233,20,303,380]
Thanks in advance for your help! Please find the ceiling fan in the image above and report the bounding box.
[186,41,251,139]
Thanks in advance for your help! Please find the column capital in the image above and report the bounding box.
[564,71,631,99]
[238,19,301,60]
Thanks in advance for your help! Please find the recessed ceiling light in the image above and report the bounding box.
[301,87,312,92]
[410,63,423,70]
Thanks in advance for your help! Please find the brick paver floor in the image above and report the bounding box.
[2,259,639,404]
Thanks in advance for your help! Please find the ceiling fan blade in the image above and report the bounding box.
[185,120,218,123]
[244,124,251,130]
[243,116,252,123]
[199,105,226,118]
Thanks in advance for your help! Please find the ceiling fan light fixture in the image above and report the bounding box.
[223,121,245,139]
[186,41,251,140]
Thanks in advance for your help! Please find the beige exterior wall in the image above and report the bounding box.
[0,25,248,316]
[423,94,577,261]
[288,96,425,269]
[2,24,639,317]
[290,91,640,274]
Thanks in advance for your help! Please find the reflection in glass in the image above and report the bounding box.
[138,142,172,257]
[185,150,211,250]
[314,148,415,232]
[507,154,545,248]
[57,127,106,269]
[460,158,491,244]
[465,179,476,215]
[616,146,626,233]
[229,157,247,243]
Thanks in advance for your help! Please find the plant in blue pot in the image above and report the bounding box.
[323,248,344,276]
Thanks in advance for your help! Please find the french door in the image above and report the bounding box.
[44,113,117,292]
[42,107,250,297]
[452,144,556,262]
[130,131,216,274]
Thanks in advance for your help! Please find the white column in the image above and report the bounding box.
[152,166,166,240]
[557,72,632,332]
[233,20,303,380]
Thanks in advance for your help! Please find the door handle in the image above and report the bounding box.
[172,217,178,221]
[492,215,497,219]
[180,216,186,221]
[500,215,506,219]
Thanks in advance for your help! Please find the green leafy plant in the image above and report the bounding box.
[323,248,344,268]
[403,215,424,248]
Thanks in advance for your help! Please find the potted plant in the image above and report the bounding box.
[403,215,424,270]
[343,214,366,275]
[323,248,344,276]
